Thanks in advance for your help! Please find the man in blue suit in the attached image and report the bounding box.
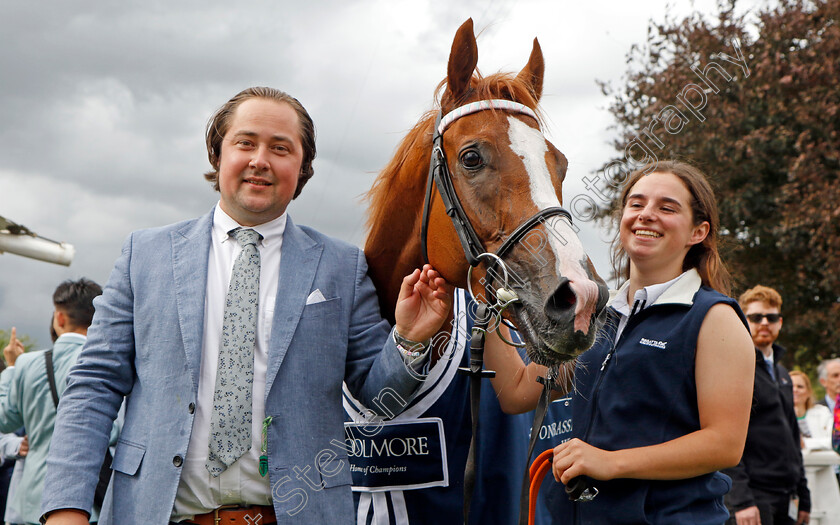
[42,87,451,525]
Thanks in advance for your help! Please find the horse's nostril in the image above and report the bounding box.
[545,278,576,321]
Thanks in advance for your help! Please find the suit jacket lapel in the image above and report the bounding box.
[265,217,323,397]
[171,210,213,391]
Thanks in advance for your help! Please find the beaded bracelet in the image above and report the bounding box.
[393,330,430,359]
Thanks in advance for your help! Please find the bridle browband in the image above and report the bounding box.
[420,98,573,272]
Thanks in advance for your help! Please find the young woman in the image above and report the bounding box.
[486,161,755,524]
[790,370,835,450]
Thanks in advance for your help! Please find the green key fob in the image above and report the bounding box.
[259,416,273,477]
[259,455,269,477]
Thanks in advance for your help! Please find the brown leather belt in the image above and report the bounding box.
[183,505,276,525]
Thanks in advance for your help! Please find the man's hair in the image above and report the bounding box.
[49,313,58,343]
[52,278,102,329]
[738,285,782,311]
[817,358,840,380]
[203,86,317,199]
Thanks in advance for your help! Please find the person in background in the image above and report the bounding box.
[724,285,810,525]
[790,371,834,450]
[0,280,104,525]
[817,359,840,412]
[3,315,54,525]
[817,358,840,487]
[1,431,26,525]
[833,396,840,455]
[0,353,24,525]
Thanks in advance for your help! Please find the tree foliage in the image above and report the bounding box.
[596,0,839,371]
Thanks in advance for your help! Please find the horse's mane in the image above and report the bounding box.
[365,69,544,243]
[364,110,436,249]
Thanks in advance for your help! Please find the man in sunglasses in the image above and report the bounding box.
[723,285,811,525]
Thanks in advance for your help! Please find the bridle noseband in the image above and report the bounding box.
[419,99,573,295]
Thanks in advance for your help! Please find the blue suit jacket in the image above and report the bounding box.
[42,209,422,524]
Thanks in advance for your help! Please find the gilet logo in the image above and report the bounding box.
[639,337,667,349]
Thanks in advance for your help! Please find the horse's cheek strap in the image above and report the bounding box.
[433,154,485,267]
[421,113,486,268]
[420,114,443,266]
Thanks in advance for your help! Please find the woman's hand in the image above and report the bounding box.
[552,438,616,484]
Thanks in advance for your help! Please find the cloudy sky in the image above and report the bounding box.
[0,0,766,348]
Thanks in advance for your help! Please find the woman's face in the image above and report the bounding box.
[791,374,809,408]
[619,172,709,275]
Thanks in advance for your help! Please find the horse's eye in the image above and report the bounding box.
[460,150,484,170]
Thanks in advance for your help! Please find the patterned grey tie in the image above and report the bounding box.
[207,227,261,476]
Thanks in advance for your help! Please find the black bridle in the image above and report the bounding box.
[419,99,573,271]
[416,99,580,524]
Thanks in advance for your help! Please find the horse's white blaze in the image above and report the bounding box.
[507,116,600,332]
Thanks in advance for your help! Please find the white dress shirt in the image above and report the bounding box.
[172,205,286,520]
[610,271,687,342]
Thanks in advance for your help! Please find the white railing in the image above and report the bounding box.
[803,449,840,525]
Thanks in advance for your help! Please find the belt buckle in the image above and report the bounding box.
[213,504,238,525]
[213,505,265,525]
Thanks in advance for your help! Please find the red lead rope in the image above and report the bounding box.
[528,449,554,525]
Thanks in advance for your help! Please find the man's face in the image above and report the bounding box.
[743,300,782,348]
[820,361,840,400]
[217,98,303,226]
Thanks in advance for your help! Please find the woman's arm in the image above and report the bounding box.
[483,325,569,414]
[553,303,755,482]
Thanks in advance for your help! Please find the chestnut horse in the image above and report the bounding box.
[365,19,607,368]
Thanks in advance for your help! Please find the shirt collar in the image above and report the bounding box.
[610,270,692,317]
[212,203,287,248]
[55,332,86,345]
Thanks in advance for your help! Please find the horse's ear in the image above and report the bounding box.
[516,38,544,102]
[446,18,478,103]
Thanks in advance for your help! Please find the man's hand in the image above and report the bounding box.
[44,509,90,525]
[394,265,452,342]
[797,510,809,525]
[734,505,761,525]
[3,327,24,367]
[18,435,28,457]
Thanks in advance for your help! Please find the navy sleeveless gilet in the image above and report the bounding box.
[559,285,743,525]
